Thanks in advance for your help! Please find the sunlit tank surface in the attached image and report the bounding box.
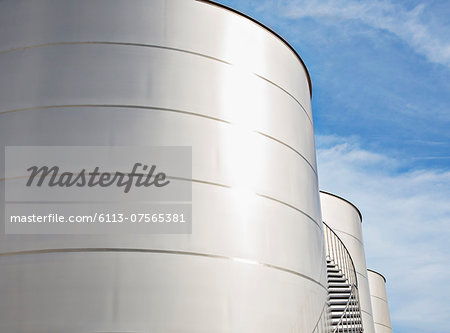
[0,0,327,332]
[320,191,376,333]
[368,269,393,333]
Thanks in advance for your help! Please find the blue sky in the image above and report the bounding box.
[216,1,450,332]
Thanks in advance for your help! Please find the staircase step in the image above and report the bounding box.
[329,286,351,291]
[331,311,361,318]
[328,286,353,292]
[330,304,360,311]
[330,319,362,322]
[331,321,362,324]
[326,256,363,332]
[328,277,347,283]
[331,317,362,324]
[329,293,351,299]
[328,273,345,279]
[328,282,350,287]
[328,287,351,295]
[328,280,350,284]
[332,326,363,333]
[330,310,361,318]
[327,269,341,274]
[330,299,352,306]
[329,291,351,295]
[330,307,362,312]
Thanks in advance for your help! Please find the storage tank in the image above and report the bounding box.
[368,270,393,333]
[320,191,376,333]
[0,0,327,332]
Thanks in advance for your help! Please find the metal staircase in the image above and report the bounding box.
[324,222,363,333]
[327,259,363,332]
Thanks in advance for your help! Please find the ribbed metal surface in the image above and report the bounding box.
[320,192,376,333]
[368,270,393,333]
[0,0,326,332]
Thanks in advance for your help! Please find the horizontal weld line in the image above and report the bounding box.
[255,73,313,125]
[256,131,317,177]
[0,41,312,125]
[374,322,392,329]
[256,193,320,229]
[2,173,170,182]
[370,294,388,303]
[174,176,322,230]
[179,177,231,189]
[322,223,365,247]
[0,41,231,65]
[0,104,230,124]
[360,309,373,317]
[0,104,317,176]
[0,175,22,181]
[0,247,327,290]
[1,172,174,182]
[1,175,321,231]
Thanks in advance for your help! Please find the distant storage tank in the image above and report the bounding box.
[320,191,376,333]
[0,0,327,332]
[368,270,393,333]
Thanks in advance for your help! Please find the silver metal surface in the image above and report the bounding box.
[368,270,393,333]
[0,0,326,332]
[320,191,376,333]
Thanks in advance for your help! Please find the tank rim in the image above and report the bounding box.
[368,269,387,283]
[319,190,363,222]
[196,0,313,99]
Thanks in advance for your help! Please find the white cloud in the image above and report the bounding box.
[316,135,450,332]
[265,0,450,68]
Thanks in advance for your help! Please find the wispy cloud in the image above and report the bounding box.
[262,0,450,68]
[316,135,450,332]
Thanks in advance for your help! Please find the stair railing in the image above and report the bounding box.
[311,302,331,333]
[332,284,363,333]
[323,221,363,332]
[323,221,357,288]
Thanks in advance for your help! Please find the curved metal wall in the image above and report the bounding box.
[319,191,376,333]
[0,0,327,332]
[368,270,393,333]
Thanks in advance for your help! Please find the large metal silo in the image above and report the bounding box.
[0,0,327,332]
[368,269,393,333]
[320,191,376,333]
